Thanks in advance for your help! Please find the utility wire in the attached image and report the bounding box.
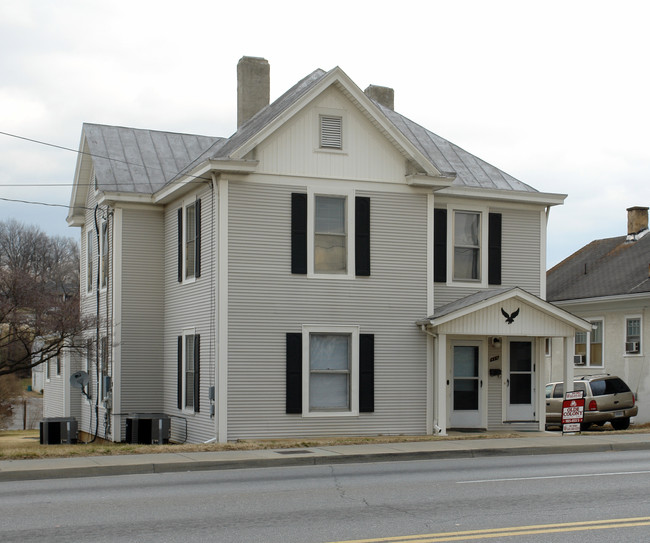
[0,129,215,188]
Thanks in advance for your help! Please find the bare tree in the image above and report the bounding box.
[0,219,90,377]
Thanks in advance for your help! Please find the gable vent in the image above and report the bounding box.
[320,115,342,149]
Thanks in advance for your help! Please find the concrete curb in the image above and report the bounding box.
[3,437,650,482]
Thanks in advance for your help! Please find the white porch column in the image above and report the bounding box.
[434,333,448,436]
[563,334,575,396]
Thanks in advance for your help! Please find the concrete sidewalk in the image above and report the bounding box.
[2,431,650,482]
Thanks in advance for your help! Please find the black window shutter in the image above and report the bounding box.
[195,200,201,278]
[434,209,447,283]
[291,193,307,274]
[488,212,502,285]
[177,207,183,282]
[286,333,302,413]
[355,196,371,276]
[194,335,200,412]
[177,336,182,410]
[359,334,375,413]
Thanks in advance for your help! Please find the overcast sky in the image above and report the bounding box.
[1,0,648,268]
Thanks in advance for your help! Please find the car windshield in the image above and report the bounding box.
[590,378,631,396]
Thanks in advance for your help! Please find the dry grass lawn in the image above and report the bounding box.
[2,423,649,461]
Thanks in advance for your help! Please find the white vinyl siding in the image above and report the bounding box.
[163,187,213,443]
[227,182,428,439]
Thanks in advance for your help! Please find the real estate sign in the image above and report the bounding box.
[562,390,585,433]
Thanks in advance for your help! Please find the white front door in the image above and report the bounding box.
[449,342,484,428]
[506,340,536,421]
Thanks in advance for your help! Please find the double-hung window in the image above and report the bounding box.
[453,211,481,281]
[314,195,347,274]
[286,326,374,416]
[177,199,201,282]
[309,333,352,411]
[575,319,603,366]
[626,317,642,354]
[86,229,93,294]
[178,331,200,412]
[434,207,501,286]
[291,189,370,278]
[100,221,108,289]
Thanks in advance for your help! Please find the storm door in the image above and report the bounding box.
[450,343,483,428]
[506,340,536,421]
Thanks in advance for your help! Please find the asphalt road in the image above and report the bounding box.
[1,450,649,542]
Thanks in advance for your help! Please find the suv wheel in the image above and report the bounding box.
[611,417,630,430]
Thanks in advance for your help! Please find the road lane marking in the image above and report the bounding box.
[457,469,650,484]
[326,516,650,543]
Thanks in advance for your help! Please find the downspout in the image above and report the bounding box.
[91,205,102,442]
[419,324,443,435]
[210,172,219,443]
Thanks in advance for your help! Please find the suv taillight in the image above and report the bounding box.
[589,400,598,411]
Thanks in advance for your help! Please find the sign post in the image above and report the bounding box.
[562,390,585,434]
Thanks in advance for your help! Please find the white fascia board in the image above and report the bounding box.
[406,173,456,189]
[425,287,592,331]
[552,292,650,308]
[67,132,91,226]
[229,67,444,178]
[99,192,156,206]
[438,186,567,207]
[153,159,257,205]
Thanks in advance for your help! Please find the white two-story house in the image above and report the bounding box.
[56,56,589,443]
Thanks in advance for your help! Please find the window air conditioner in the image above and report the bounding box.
[573,355,586,366]
[626,342,640,354]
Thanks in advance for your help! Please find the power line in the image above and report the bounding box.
[0,129,214,187]
[0,196,93,212]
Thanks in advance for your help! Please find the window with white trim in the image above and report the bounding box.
[45,359,50,381]
[100,221,108,289]
[307,188,354,278]
[575,319,603,366]
[626,317,642,354]
[98,336,108,400]
[177,199,201,283]
[178,330,200,412]
[86,229,93,293]
[56,353,62,376]
[453,210,481,281]
[302,325,359,416]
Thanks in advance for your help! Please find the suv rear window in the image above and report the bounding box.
[552,382,587,398]
[590,378,631,396]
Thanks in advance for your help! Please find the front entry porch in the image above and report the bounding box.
[418,287,591,436]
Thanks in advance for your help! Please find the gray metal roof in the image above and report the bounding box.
[547,231,650,301]
[430,287,515,320]
[85,66,539,196]
[376,104,537,192]
[84,123,223,193]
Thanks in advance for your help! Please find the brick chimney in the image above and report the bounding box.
[627,206,649,235]
[237,56,270,128]
[364,85,394,110]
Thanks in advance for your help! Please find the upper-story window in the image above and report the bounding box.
[575,319,603,366]
[86,229,93,294]
[291,191,370,279]
[434,207,502,286]
[100,221,108,289]
[453,211,481,281]
[177,199,201,283]
[625,317,642,354]
[314,195,347,274]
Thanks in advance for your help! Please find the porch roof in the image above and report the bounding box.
[417,287,591,337]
